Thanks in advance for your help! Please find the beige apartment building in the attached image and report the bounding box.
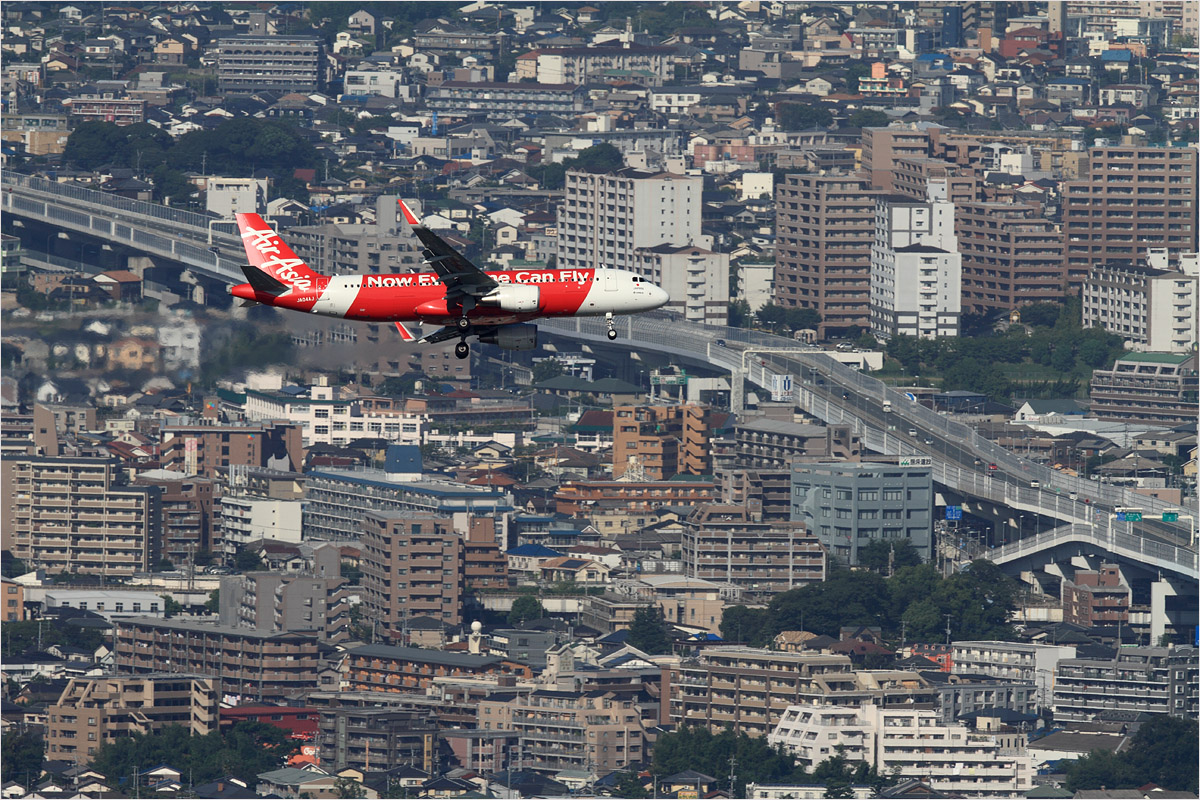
[775,173,881,335]
[958,202,1066,313]
[681,505,825,597]
[360,512,465,636]
[47,674,217,761]
[1,456,160,577]
[478,689,647,776]
[672,648,945,737]
[1062,147,1198,287]
[612,404,719,480]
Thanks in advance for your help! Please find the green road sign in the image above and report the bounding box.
[1163,512,1179,522]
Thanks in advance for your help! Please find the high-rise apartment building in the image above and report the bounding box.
[1088,352,1199,425]
[47,674,218,761]
[159,420,303,479]
[1082,259,1199,353]
[360,512,465,637]
[1062,147,1198,287]
[952,641,1077,706]
[1054,646,1198,721]
[1,456,160,577]
[869,196,962,340]
[680,505,825,597]
[217,36,324,94]
[790,461,933,565]
[133,472,217,565]
[958,202,1065,313]
[775,173,881,335]
[630,243,729,324]
[860,126,932,192]
[611,404,721,480]
[557,168,702,274]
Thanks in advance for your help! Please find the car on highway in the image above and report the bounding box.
[715,339,726,347]
[988,463,998,470]
[908,429,918,437]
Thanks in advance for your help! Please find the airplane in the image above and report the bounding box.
[228,199,669,359]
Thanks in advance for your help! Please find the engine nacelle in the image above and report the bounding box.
[480,284,539,312]
[479,324,538,351]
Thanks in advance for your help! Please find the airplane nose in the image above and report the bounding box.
[651,285,670,309]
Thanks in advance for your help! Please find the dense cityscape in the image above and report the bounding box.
[0,1,1198,798]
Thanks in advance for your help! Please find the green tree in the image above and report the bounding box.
[1017,302,1063,327]
[727,299,752,328]
[766,569,892,638]
[857,539,922,574]
[532,358,564,384]
[160,594,183,617]
[845,61,873,94]
[778,103,833,130]
[613,771,651,798]
[205,589,220,614]
[507,594,545,626]
[571,142,624,172]
[626,605,671,654]
[334,777,367,798]
[1065,716,1199,794]
[2,730,44,787]
[843,109,890,129]
[235,548,264,572]
[93,722,297,787]
[719,605,772,646]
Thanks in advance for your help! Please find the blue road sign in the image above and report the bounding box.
[946,505,963,521]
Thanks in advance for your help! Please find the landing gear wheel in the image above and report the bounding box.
[455,316,471,331]
[454,341,470,359]
[606,328,618,340]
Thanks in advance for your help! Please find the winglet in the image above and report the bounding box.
[239,263,290,297]
[394,321,416,341]
[397,199,420,226]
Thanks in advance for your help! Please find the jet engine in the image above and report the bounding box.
[479,324,538,350]
[479,284,539,312]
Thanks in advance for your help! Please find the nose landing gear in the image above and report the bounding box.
[605,312,617,340]
[454,341,470,359]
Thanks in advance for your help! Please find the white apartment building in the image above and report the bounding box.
[1082,258,1198,354]
[218,495,302,559]
[241,380,424,448]
[558,167,703,275]
[768,703,1034,799]
[952,641,1077,707]
[342,66,414,100]
[631,244,729,324]
[737,262,775,313]
[517,45,675,86]
[869,197,962,340]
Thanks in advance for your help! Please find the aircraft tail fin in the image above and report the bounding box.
[239,263,290,297]
[235,213,322,291]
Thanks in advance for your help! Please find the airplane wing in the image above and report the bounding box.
[398,199,497,300]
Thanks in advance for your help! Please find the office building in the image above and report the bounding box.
[958,202,1066,313]
[1062,147,1198,287]
[1053,646,1198,721]
[1088,352,1199,425]
[159,420,303,479]
[681,505,825,597]
[869,196,962,340]
[427,81,583,121]
[775,173,881,335]
[769,704,1033,798]
[476,689,647,776]
[952,641,1077,707]
[114,618,324,703]
[612,404,723,480]
[557,168,702,275]
[47,674,218,761]
[790,461,933,565]
[317,708,438,773]
[671,648,939,737]
[1,456,160,577]
[217,36,324,94]
[360,512,465,635]
[1082,260,1199,353]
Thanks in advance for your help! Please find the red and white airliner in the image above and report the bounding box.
[228,200,669,359]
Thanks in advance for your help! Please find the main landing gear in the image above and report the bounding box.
[456,316,471,331]
[605,312,617,340]
[454,341,470,359]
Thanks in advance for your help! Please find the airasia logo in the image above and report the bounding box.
[241,227,312,290]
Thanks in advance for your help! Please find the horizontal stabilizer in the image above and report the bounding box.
[239,264,290,297]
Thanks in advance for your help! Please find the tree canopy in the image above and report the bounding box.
[2,730,44,787]
[1064,716,1198,795]
[91,722,298,787]
[777,103,833,131]
[756,304,821,334]
[508,594,545,626]
[627,605,671,654]
[720,560,1019,646]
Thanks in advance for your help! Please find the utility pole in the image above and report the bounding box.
[728,753,738,795]
[944,614,952,646]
